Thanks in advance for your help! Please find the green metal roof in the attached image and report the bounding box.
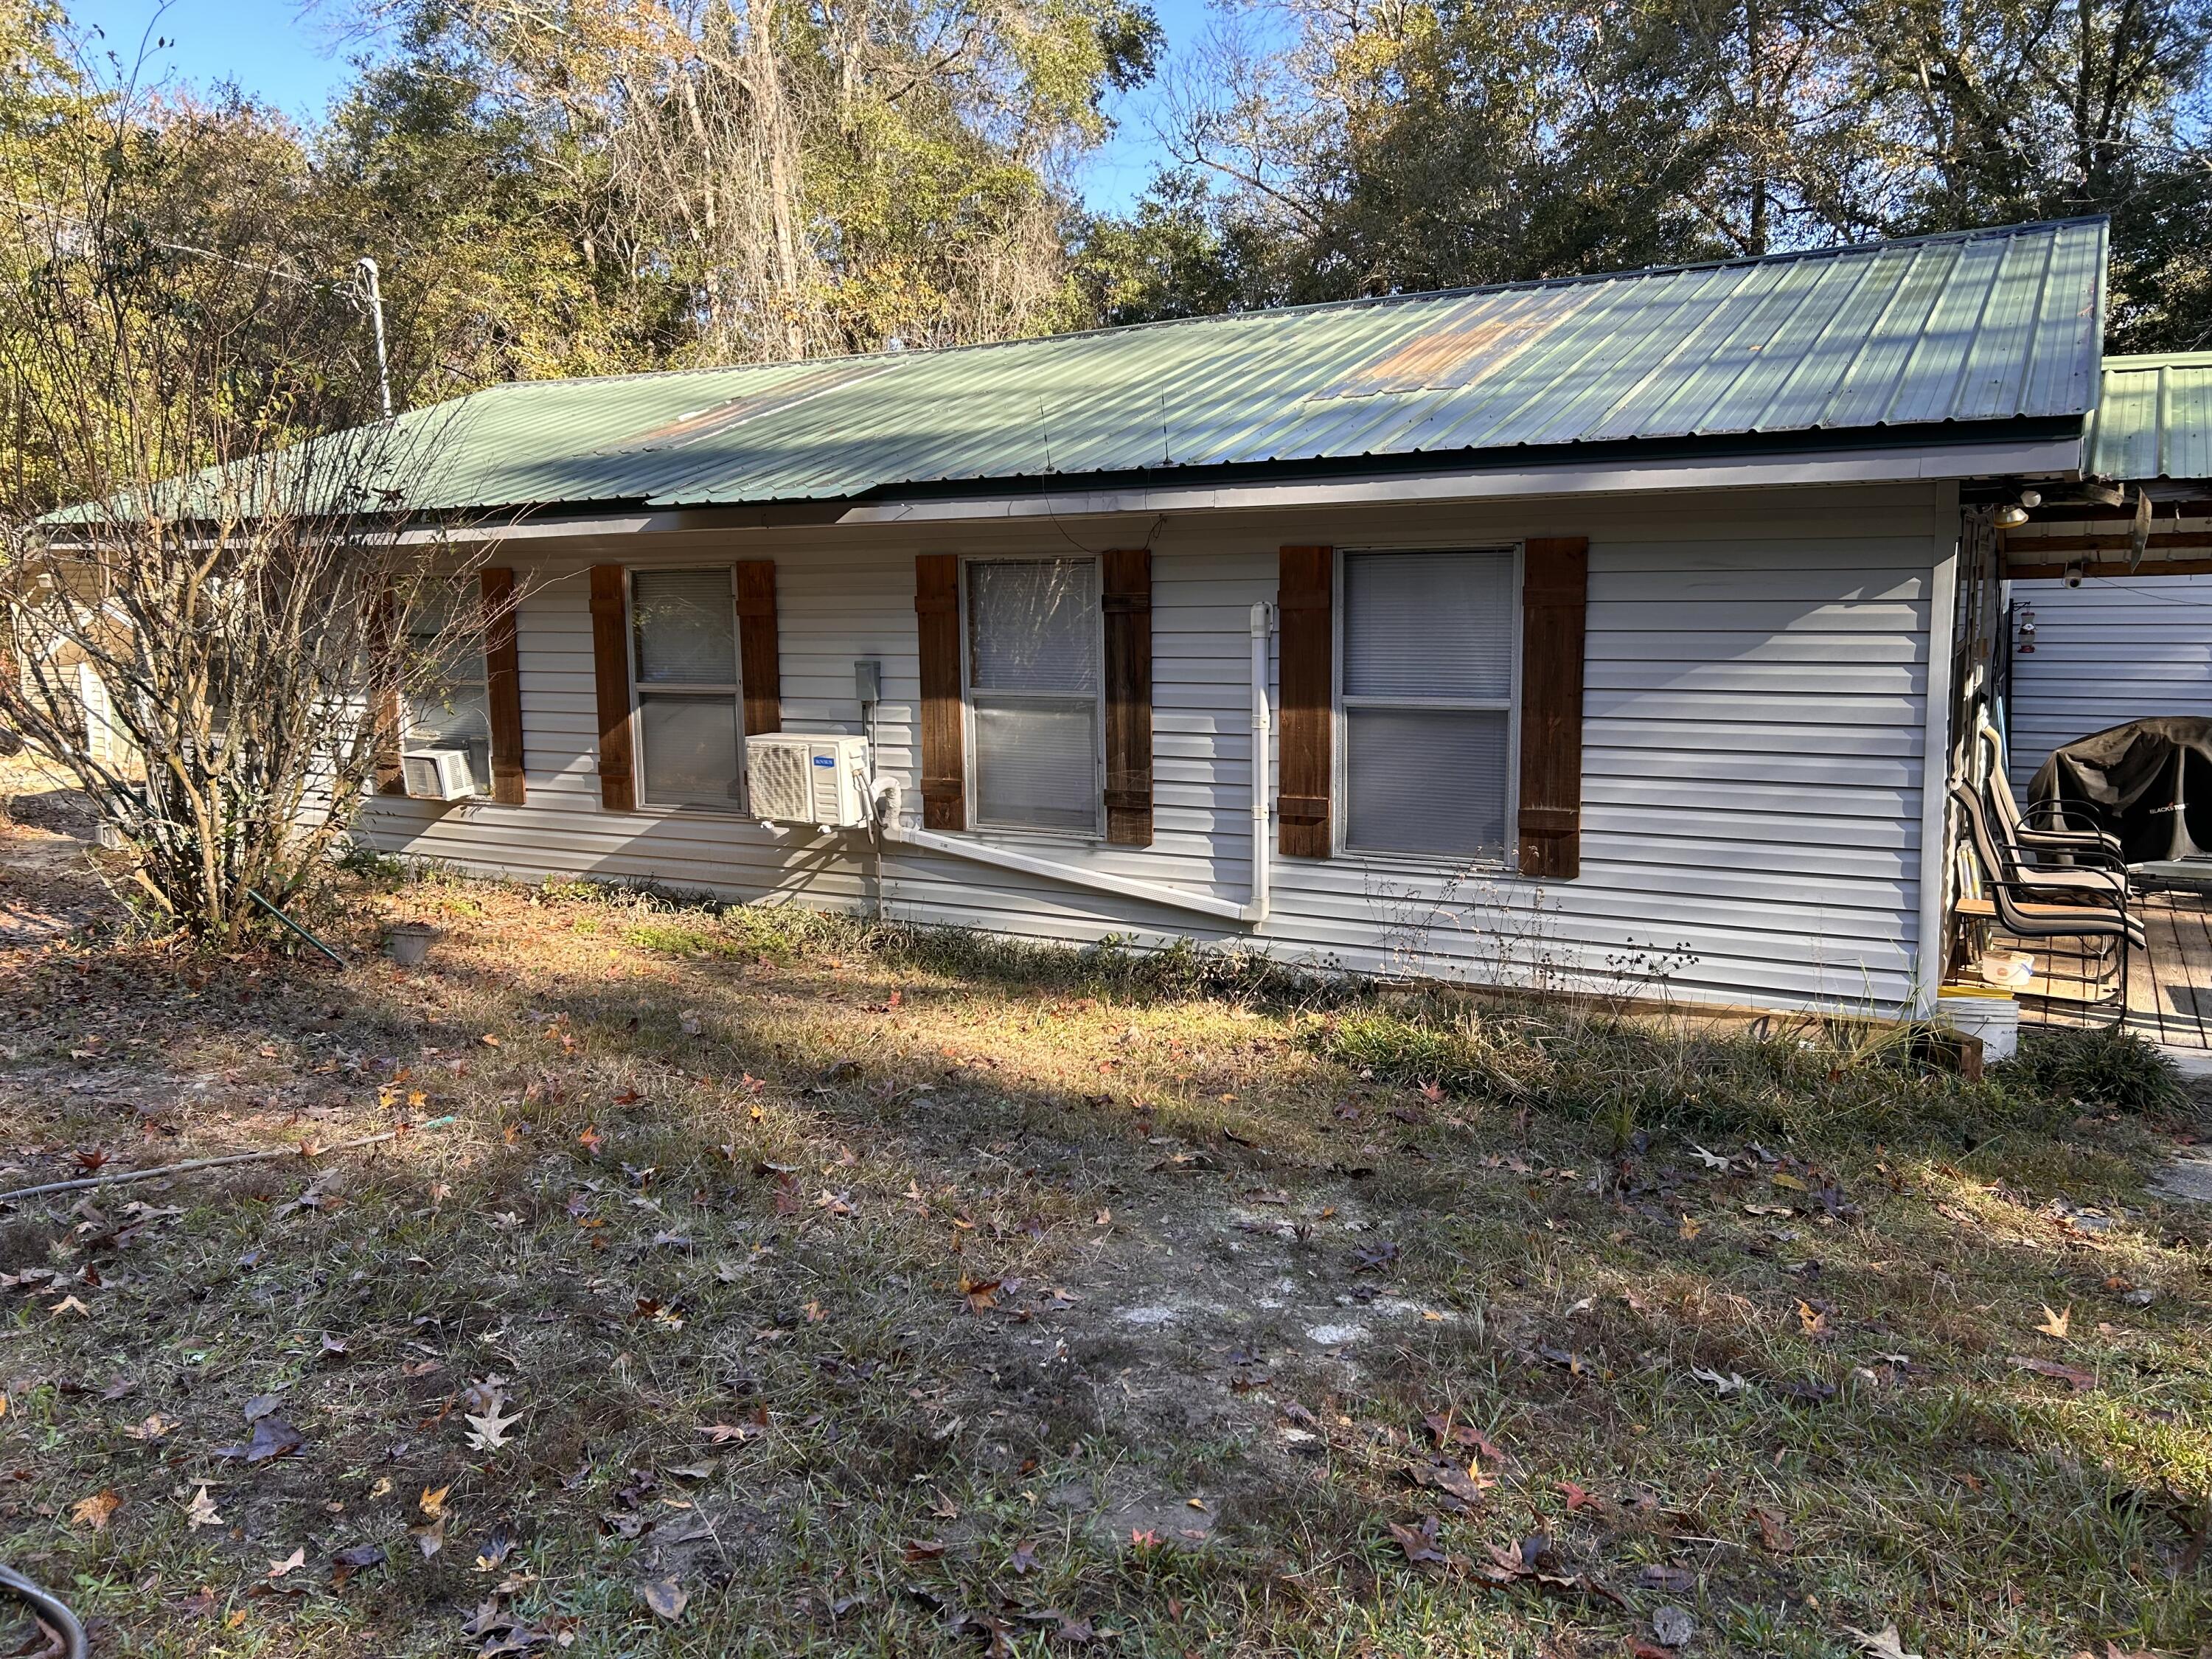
[2084,352,2212,483]
[136,217,2109,522]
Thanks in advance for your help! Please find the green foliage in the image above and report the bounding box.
[1310,1002,2079,1144]
[1997,1026,2189,1115]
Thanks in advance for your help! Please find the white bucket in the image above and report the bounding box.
[1938,987,2020,1062]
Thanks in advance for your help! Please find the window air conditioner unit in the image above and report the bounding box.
[746,734,873,828]
[400,747,476,802]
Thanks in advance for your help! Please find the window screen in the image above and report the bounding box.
[630,568,742,809]
[403,582,492,794]
[967,558,1099,833]
[1341,550,1515,858]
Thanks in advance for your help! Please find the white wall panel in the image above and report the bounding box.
[2007,574,2212,793]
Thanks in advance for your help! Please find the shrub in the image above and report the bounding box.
[1309,1002,2077,1146]
[1996,1027,2185,1115]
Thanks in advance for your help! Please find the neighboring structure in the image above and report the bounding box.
[341,218,2124,1018]
[2000,353,2212,792]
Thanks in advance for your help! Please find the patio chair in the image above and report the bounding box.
[1975,725,2125,864]
[1952,782,2142,945]
[1950,781,2139,1020]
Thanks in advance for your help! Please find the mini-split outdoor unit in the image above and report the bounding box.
[400,748,476,802]
[745,734,874,828]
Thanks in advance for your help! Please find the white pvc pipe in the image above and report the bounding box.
[1914,523,1961,1018]
[871,600,1276,928]
[1247,599,1271,926]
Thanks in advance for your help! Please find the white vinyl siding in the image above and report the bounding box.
[630,568,742,810]
[2006,574,2212,794]
[358,483,1945,1015]
[1339,548,1516,858]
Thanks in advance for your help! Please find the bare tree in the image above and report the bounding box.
[0,53,495,946]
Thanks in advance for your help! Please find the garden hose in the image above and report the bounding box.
[0,1563,86,1659]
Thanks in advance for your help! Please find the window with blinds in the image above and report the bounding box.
[403,580,492,795]
[630,568,743,809]
[966,557,1101,833]
[1340,549,1516,858]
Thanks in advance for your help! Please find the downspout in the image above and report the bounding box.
[1914,518,1963,1018]
[872,602,1275,926]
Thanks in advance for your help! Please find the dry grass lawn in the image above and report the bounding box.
[1,801,2211,1657]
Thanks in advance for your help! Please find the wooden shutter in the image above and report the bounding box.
[1102,547,1153,846]
[734,560,780,737]
[914,553,964,830]
[1277,545,1333,858]
[370,589,404,795]
[1516,536,1589,880]
[480,566,525,805]
[588,564,636,813]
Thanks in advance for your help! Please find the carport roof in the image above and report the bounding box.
[2084,352,2212,484]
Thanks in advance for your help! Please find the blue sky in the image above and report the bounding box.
[64,0,1195,212]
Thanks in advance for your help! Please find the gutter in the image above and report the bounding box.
[408,434,2087,546]
[869,603,1275,926]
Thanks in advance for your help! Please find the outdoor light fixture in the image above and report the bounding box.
[1992,502,2031,528]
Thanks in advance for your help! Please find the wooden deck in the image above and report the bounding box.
[1993,890,2212,1048]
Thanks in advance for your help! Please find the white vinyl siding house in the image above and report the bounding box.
[361,481,1947,1014]
[319,220,2118,1023]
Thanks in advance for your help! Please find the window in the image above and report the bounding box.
[1340,549,1516,858]
[631,568,742,809]
[403,586,492,796]
[965,557,1100,833]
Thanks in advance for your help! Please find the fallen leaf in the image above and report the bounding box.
[267,1548,306,1579]
[1688,1366,1749,1396]
[70,1489,121,1531]
[2008,1355,2096,1391]
[465,1385,522,1451]
[1387,1514,1449,1565]
[1844,1624,1925,1659]
[420,1484,453,1520]
[215,1414,306,1463]
[639,1576,688,1621]
[329,1543,387,1588]
[1406,1458,1491,1509]
[1677,1214,1702,1241]
[2037,1304,2072,1339]
[1652,1604,1697,1648]
[185,1484,223,1529]
[1688,1144,1731,1169]
[1752,1504,1796,1553]
[1009,1539,1040,1574]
